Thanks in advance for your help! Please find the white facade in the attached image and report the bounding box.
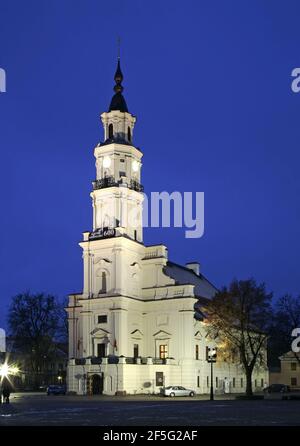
[67,62,268,395]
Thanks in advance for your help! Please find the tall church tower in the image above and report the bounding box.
[79,59,145,303]
[91,59,143,243]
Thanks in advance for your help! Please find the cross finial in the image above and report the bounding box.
[117,36,121,60]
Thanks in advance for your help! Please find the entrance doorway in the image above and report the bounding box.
[92,374,103,395]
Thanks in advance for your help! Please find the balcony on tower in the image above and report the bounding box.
[92,176,143,192]
[92,176,118,190]
[129,179,144,192]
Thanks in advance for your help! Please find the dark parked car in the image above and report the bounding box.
[47,385,66,396]
[263,384,298,400]
[263,384,290,394]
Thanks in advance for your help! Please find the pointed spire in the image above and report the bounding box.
[113,60,124,94]
[109,57,128,113]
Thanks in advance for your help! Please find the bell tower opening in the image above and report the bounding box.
[108,123,113,139]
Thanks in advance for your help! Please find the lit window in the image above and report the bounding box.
[159,344,168,359]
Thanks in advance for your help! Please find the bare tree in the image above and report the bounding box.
[205,279,272,396]
[270,294,300,365]
[8,292,67,388]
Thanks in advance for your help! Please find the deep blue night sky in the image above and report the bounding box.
[1,0,300,329]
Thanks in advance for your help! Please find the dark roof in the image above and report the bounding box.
[109,92,128,112]
[164,261,218,300]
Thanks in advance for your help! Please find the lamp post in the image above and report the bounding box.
[206,347,217,401]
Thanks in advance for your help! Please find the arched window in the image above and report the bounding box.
[108,124,113,139]
[100,272,107,293]
[127,126,131,142]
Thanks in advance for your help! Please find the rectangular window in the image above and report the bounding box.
[156,372,164,387]
[291,377,297,386]
[120,159,125,163]
[159,344,168,359]
[232,377,236,388]
[241,378,244,388]
[261,378,264,388]
[97,343,106,358]
[207,376,209,387]
[216,377,218,388]
[206,346,209,361]
[254,379,257,388]
[195,344,199,360]
[119,171,126,177]
[197,376,200,388]
[291,362,297,371]
[98,315,107,324]
[133,344,139,358]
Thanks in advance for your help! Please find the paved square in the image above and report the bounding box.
[0,393,299,426]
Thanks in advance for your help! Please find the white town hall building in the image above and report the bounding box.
[67,59,268,396]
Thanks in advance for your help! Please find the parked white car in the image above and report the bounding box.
[161,386,196,397]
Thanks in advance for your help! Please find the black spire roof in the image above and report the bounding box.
[109,59,128,113]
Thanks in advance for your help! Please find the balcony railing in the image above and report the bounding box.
[91,357,102,365]
[92,176,118,190]
[129,179,144,192]
[74,356,171,366]
[92,176,144,192]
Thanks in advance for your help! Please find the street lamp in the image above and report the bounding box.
[206,347,217,401]
[0,362,20,379]
[0,362,9,379]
